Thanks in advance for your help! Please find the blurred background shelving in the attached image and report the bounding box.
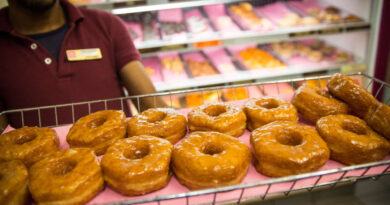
[68,0,383,93]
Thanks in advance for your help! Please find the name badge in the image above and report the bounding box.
[66,48,102,61]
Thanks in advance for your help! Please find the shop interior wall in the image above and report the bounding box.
[0,1,7,8]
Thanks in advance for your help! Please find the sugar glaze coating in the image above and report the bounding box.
[101,136,173,195]
[244,97,298,131]
[172,131,251,190]
[251,121,330,177]
[127,108,187,144]
[188,103,247,137]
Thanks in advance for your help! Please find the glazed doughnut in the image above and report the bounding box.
[101,136,173,195]
[29,148,104,205]
[127,108,186,144]
[0,160,28,205]
[244,97,298,131]
[327,73,376,117]
[316,114,390,165]
[365,102,390,140]
[67,110,127,155]
[172,131,251,190]
[250,121,329,177]
[188,103,247,137]
[292,84,348,123]
[0,126,59,167]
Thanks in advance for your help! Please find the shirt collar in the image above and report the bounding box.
[61,0,84,24]
[0,0,84,33]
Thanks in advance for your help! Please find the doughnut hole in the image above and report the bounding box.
[256,98,279,109]
[15,133,37,144]
[147,111,167,123]
[342,121,367,135]
[203,105,227,117]
[276,130,303,146]
[202,142,224,155]
[87,117,107,129]
[124,144,150,160]
[53,160,78,175]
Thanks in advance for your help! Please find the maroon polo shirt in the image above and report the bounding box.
[0,0,140,128]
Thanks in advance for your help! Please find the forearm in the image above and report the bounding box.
[120,60,167,112]
[131,96,166,112]
[0,114,8,134]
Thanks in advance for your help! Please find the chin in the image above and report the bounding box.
[14,0,57,11]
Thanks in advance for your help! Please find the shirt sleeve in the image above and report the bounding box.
[110,15,141,71]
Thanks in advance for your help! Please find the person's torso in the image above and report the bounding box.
[0,7,131,127]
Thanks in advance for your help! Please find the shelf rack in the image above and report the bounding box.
[104,0,247,14]
[154,61,366,92]
[135,21,370,50]
[76,0,384,85]
[1,73,389,204]
[74,0,143,7]
[77,0,383,93]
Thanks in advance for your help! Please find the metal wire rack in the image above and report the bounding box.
[1,72,390,205]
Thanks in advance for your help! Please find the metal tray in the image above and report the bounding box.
[1,73,389,205]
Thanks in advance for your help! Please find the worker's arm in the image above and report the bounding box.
[119,60,167,112]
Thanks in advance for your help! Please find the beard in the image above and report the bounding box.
[12,0,57,12]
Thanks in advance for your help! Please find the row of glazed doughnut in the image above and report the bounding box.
[0,101,246,204]
[327,73,390,139]
[2,75,377,170]
[294,73,390,141]
[291,73,390,165]
[251,74,390,176]
[0,101,249,204]
[2,121,387,204]
[292,73,390,161]
[0,131,248,205]
[0,100,284,204]
[0,148,102,205]
[1,120,388,205]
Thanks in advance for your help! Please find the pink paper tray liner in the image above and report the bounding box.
[203,47,238,74]
[287,0,324,14]
[158,8,183,23]
[256,2,296,22]
[158,8,187,40]
[203,4,240,32]
[181,52,205,62]
[4,92,389,205]
[227,4,275,32]
[184,8,216,38]
[157,52,188,82]
[141,57,163,83]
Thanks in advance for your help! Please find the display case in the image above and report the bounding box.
[73,0,383,93]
